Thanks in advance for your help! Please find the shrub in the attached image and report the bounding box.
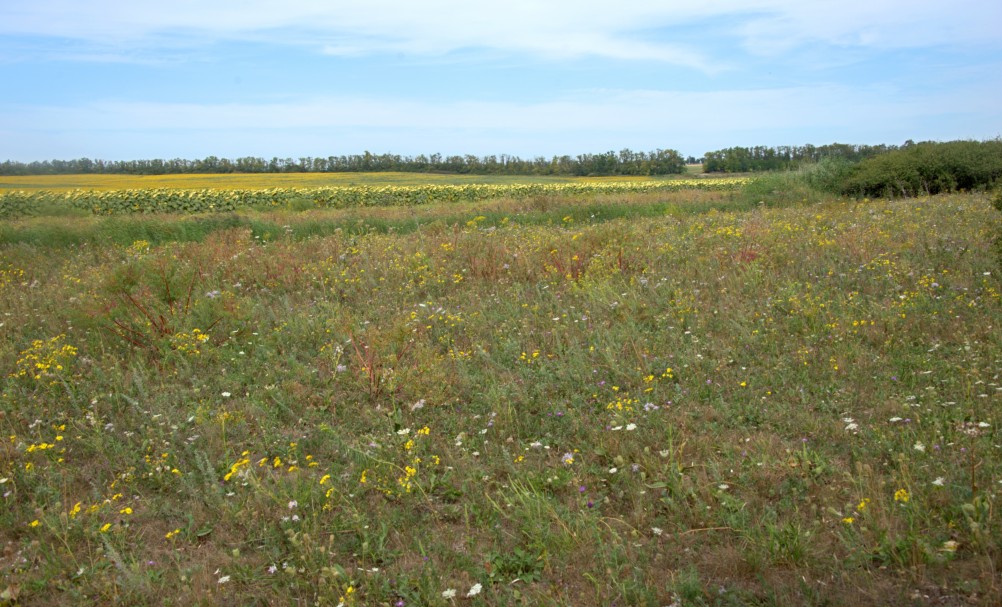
[840,140,1002,198]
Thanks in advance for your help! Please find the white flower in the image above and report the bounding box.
[467,583,482,597]
[889,416,903,423]
[625,423,637,431]
[217,575,231,584]
[442,588,457,599]
[941,540,959,553]
[288,500,298,509]
[718,484,729,490]
[397,428,411,435]
[659,450,670,458]
[913,442,926,452]
[651,527,663,536]
[608,467,618,474]
[932,477,946,486]
[221,392,231,398]
[978,422,990,428]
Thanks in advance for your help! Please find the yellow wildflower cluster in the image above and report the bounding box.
[360,426,440,498]
[0,266,24,289]
[170,328,210,356]
[12,335,78,381]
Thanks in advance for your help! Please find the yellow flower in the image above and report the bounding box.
[894,488,910,503]
[29,519,40,528]
[99,522,112,533]
[841,517,855,524]
[856,498,870,511]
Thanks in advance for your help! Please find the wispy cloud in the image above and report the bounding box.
[3,0,999,66]
[2,1,999,160]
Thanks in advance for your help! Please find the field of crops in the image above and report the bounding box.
[1,180,1000,606]
[0,178,748,218]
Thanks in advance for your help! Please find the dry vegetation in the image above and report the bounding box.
[1,185,1000,606]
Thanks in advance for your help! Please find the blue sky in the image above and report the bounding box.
[2,0,1000,162]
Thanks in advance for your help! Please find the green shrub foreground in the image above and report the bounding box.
[1,190,1000,605]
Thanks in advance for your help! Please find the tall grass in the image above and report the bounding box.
[1,188,1000,605]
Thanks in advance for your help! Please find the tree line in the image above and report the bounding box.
[702,143,899,173]
[0,149,687,177]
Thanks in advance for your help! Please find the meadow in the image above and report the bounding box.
[1,176,1000,605]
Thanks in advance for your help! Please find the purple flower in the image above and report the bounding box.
[579,485,586,493]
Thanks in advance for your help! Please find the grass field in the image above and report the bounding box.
[1,182,1000,605]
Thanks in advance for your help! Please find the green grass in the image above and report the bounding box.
[1,186,1000,606]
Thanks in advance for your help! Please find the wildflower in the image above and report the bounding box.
[842,517,855,524]
[100,522,112,533]
[29,519,40,528]
[941,540,959,553]
[467,583,482,597]
[165,528,181,539]
[894,488,910,503]
[932,477,946,487]
[217,575,231,584]
[319,474,331,485]
[857,498,870,511]
[221,392,231,398]
[625,423,637,431]
[442,588,457,599]
[608,467,618,474]
[651,527,663,536]
[913,442,926,452]
[267,564,278,574]
[561,453,574,465]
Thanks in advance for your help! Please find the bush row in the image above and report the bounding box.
[838,140,1002,198]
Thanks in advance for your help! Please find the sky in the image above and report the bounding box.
[1,0,1001,162]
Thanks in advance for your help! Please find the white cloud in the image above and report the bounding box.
[2,0,998,66]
